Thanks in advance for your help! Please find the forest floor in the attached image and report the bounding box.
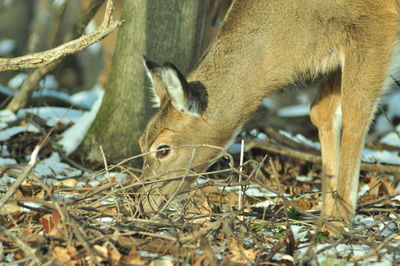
[0,104,399,265]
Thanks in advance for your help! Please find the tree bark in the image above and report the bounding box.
[79,0,209,165]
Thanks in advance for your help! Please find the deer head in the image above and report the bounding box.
[138,59,234,215]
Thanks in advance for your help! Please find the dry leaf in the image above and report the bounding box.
[0,203,21,214]
[192,254,208,266]
[52,246,80,265]
[292,198,315,210]
[119,247,147,265]
[40,210,66,237]
[55,178,78,188]
[228,237,257,264]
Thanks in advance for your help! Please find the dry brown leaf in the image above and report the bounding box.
[228,237,257,264]
[192,254,208,266]
[40,210,66,237]
[55,178,78,188]
[52,246,80,265]
[0,203,21,214]
[93,244,108,260]
[378,176,397,196]
[119,247,147,265]
[109,248,122,264]
[292,198,315,210]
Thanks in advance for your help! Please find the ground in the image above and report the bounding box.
[0,94,399,264]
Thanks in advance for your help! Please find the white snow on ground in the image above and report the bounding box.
[0,39,15,55]
[279,130,321,150]
[0,85,13,97]
[262,98,272,108]
[33,89,72,104]
[0,109,17,123]
[278,130,400,165]
[375,91,400,132]
[85,20,102,55]
[38,75,58,90]
[20,202,43,212]
[296,176,314,182]
[277,104,310,117]
[224,184,292,199]
[58,89,104,155]
[1,145,10,156]
[70,84,103,110]
[8,73,27,89]
[380,124,400,147]
[0,157,16,167]
[34,152,81,179]
[17,107,84,127]
[0,124,39,141]
[362,148,400,165]
[4,73,103,110]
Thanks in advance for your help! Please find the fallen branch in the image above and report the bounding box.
[0,145,40,210]
[5,0,120,113]
[245,139,400,177]
[0,0,120,72]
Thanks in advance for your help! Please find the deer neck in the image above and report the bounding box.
[187,38,283,135]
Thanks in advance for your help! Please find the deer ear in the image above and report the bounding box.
[161,62,207,116]
[143,56,165,107]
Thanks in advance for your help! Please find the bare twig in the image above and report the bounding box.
[0,145,41,209]
[238,139,245,220]
[0,0,120,72]
[0,225,41,264]
[245,139,400,176]
[5,0,121,112]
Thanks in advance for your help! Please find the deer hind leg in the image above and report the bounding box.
[310,70,342,221]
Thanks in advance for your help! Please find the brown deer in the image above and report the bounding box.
[138,0,400,231]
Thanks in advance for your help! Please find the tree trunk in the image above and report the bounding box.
[79,0,209,165]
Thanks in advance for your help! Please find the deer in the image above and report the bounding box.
[138,0,400,232]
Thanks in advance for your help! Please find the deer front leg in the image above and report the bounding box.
[310,70,342,222]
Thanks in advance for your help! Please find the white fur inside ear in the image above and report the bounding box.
[150,93,161,108]
[143,60,160,107]
[161,68,186,112]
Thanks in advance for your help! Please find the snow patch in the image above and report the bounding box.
[17,107,83,127]
[380,124,400,148]
[362,149,400,165]
[375,91,400,132]
[70,84,103,110]
[0,124,39,141]
[277,104,310,117]
[8,73,27,90]
[0,109,17,123]
[296,176,314,182]
[21,202,42,212]
[34,152,81,178]
[58,90,104,155]
[0,39,15,55]
[279,130,321,150]
[0,157,16,167]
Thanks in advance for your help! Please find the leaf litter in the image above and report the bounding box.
[0,104,399,265]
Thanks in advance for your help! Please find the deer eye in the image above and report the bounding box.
[155,145,171,159]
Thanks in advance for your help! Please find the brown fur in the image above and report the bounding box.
[139,0,400,231]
